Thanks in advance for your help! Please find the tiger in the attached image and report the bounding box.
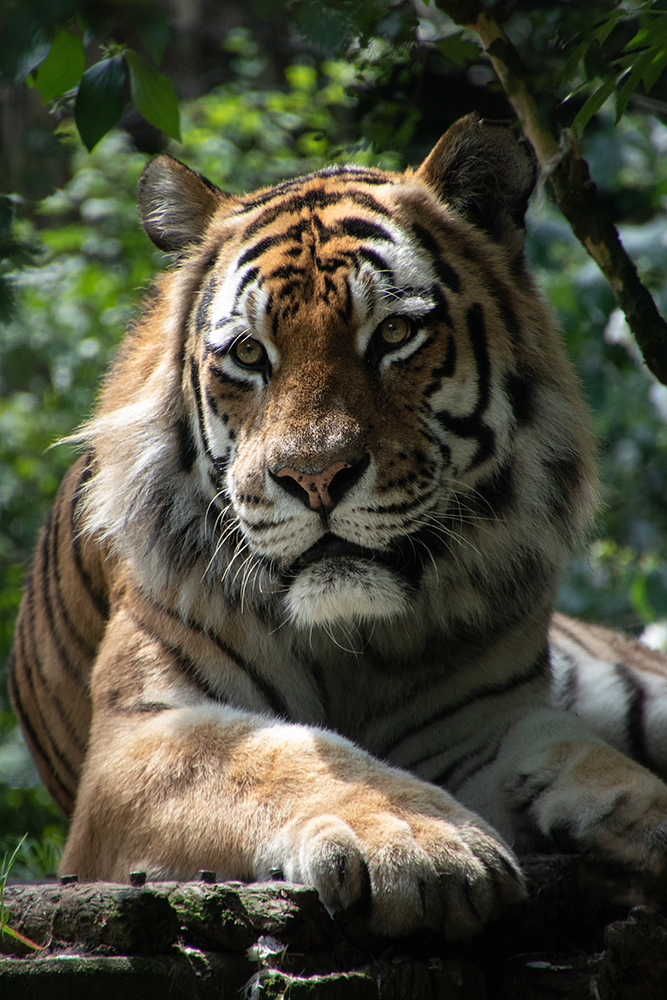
[9,113,667,942]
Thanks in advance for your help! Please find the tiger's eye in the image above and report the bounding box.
[379,316,410,345]
[232,338,266,367]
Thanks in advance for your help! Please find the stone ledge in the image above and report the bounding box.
[1,856,667,999]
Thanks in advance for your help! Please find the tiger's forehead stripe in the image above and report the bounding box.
[240,185,393,240]
[236,214,396,271]
[236,166,396,216]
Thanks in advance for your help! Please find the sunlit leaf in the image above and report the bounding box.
[74,56,126,152]
[561,39,590,83]
[615,50,653,122]
[642,46,667,93]
[125,50,181,141]
[623,14,667,55]
[34,30,85,104]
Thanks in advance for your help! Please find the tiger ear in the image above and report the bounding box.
[416,114,537,255]
[138,155,236,254]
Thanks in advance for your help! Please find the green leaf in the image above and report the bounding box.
[592,9,626,47]
[435,32,481,68]
[642,46,667,93]
[615,49,653,121]
[137,11,170,65]
[561,39,590,84]
[573,77,616,133]
[125,49,181,141]
[623,13,667,54]
[74,56,126,152]
[34,30,85,104]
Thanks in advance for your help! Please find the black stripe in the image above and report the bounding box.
[431,302,495,470]
[411,223,460,293]
[465,302,491,413]
[503,365,537,427]
[15,594,80,784]
[614,663,651,768]
[241,186,392,238]
[237,233,287,269]
[237,266,260,296]
[433,412,495,471]
[433,734,504,791]
[195,276,218,333]
[380,647,548,760]
[360,494,426,517]
[175,415,198,473]
[127,610,227,706]
[43,504,95,672]
[468,461,515,519]
[144,494,175,557]
[208,363,255,391]
[299,654,332,727]
[52,484,99,661]
[239,168,391,215]
[356,247,389,273]
[269,263,307,280]
[8,660,74,815]
[275,279,302,301]
[189,356,214,459]
[511,777,552,818]
[425,333,456,395]
[334,216,394,243]
[484,271,522,344]
[131,599,293,720]
[30,527,88,752]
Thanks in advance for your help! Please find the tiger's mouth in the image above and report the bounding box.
[284,532,416,626]
[288,531,424,587]
[282,529,436,625]
[294,533,380,569]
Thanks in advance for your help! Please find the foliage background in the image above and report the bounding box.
[1,4,667,876]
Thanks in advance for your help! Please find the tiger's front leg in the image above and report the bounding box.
[61,610,524,941]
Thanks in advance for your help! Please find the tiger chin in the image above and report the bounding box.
[10,113,667,943]
[286,537,415,627]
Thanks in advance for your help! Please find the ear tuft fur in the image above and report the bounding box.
[138,155,232,254]
[416,114,537,256]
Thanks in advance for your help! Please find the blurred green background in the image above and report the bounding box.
[1,7,667,878]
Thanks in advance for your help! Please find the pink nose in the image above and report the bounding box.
[275,461,352,511]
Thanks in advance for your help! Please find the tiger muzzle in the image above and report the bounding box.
[271,454,370,519]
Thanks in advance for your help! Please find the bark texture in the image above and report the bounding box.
[2,856,667,999]
[435,0,667,385]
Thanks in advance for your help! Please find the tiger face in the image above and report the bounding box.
[189,173,463,626]
[84,115,594,641]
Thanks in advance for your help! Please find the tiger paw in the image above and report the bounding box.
[512,741,667,883]
[257,788,525,940]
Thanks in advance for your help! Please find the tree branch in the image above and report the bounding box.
[435,0,667,385]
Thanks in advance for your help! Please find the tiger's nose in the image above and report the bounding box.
[272,454,370,514]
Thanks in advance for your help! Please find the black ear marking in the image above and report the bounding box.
[416,113,537,255]
[138,155,237,254]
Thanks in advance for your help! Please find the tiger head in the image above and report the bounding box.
[79,115,595,637]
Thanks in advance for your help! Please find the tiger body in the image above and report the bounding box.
[10,115,667,939]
